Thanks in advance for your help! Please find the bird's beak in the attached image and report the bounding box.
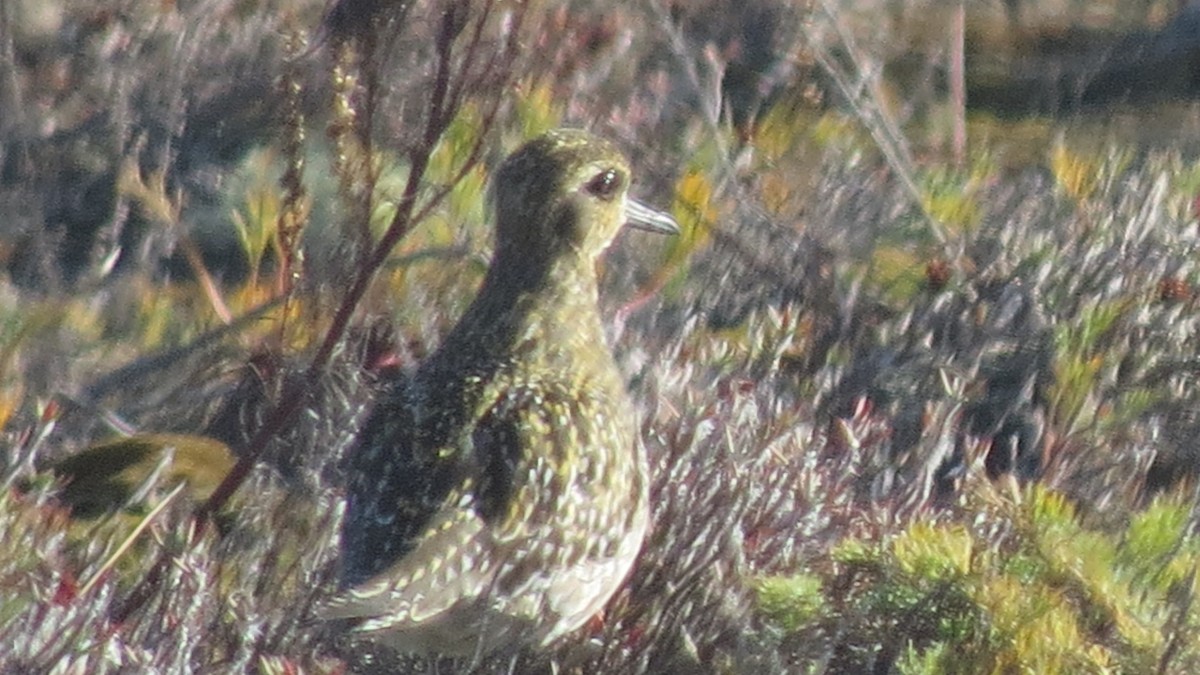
[624,198,680,235]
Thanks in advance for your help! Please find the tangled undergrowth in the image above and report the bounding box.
[3,0,1200,673]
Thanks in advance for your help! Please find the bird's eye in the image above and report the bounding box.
[583,169,622,201]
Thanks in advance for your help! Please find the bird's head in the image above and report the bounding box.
[491,129,678,268]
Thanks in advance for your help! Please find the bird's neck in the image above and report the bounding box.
[445,251,610,366]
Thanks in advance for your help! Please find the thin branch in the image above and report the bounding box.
[443,0,494,115]
[806,0,947,244]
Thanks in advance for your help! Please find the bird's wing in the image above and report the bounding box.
[336,365,531,586]
[466,375,601,544]
[336,365,600,578]
[337,378,465,589]
[469,388,527,527]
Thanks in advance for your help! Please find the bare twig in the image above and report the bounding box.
[806,0,947,244]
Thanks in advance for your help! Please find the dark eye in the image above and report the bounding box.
[583,169,622,201]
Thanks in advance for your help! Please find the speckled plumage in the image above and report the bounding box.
[324,129,678,658]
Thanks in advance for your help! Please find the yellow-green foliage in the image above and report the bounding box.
[1049,141,1134,207]
[869,245,925,304]
[231,149,285,288]
[1049,299,1128,434]
[657,169,717,297]
[865,160,990,304]
[756,487,1200,673]
[891,522,973,580]
[1121,497,1200,587]
[754,95,999,308]
[918,164,984,233]
[808,112,865,156]
[428,103,492,235]
[752,98,852,220]
[753,573,824,634]
[1050,142,1103,203]
[755,95,818,165]
[512,80,565,141]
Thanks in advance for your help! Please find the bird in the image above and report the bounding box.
[322,128,679,660]
[50,433,235,520]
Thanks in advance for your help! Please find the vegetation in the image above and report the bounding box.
[3,0,1200,672]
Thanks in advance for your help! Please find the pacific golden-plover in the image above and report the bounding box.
[324,128,678,658]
